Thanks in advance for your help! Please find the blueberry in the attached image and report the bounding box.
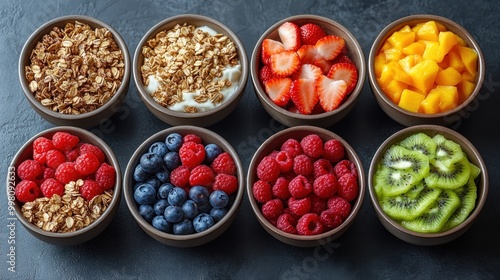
[197,201,213,214]
[164,205,184,223]
[152,215,172,232]
[157,183,174,199]
[149,141,168,157]
[209,190,229,209]
[134,183,156,205]
[173,219,194,235]
[165,133,183,152]
[154,199,170,216]
[139,204,155,223]
[210,207,228,223]
[146,176,161,191]
[140,152,163,174]
[181,200,198,219]
[133,164,149,182]
[168,187,187,206]
[155,166,170,183]
[204,143,222,163]
[193,213,215,233]
[189,186,209,205]
[163,151,181,171]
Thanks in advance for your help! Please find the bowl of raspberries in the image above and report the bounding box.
[247,126,365,247]
[7,126,121,246]
[123,126,244,247]
[250,14,366,128]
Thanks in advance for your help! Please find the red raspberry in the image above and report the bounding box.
[288,175,312,198]
[296,213,324,235]
[309,194,327,214]
[327,196,352,219]
[300,134,323,158]
[211,152,236,175]
[268,150,279,159]
[183,133,202,144]
[189,165,214,187]
[256,156,280,182]
[40,178,65,198]
[55,162,81,184]
[74,153,100,176]
[261,199,284,221]
[276,213,297,234]
[179,142,206,169]
[95,163,116,190]
[45,149,66,169]
[272,177,291,200]
[17,159,43,181]
[275,150,293,173]
[313,158,334,178]
[170,165,191,188]
[292,154,313,176]
[323,139,345,163]
[52,132,79,151]
[313,174,338,199]
[65,148,79,162]
[334,159,358,179]
[280,138,303,158]
[79,143,105,163]
[15,180,41,203]
[320,210,343,229]
[337,173,359,202]
[79,180,104,200]
[212,173,238,195]
[287,196,311,217]
[252,180,272,203]
[33,137,55,164]
[42,167,55,180]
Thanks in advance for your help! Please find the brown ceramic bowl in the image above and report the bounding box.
[368,14,485,127]
[246,126,365,247]
[123,126,244,247]
[133,14,248,127]
[18,15,131,128]
[7,126,122,246]
[251,15,366,128]
[368,125,488,245]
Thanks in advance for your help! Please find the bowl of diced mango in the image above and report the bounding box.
[368,14,485,127]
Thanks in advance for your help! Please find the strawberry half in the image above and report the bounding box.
[292,64,322,81]
[296,45,332,74]
[331,54,354,65]
[278,22,301,51]
[290,79,319,114]
[259,65,276,83]
[316,75,348,111]
[315,35,345,60]
[299,23,327,45]
[261,38,285,65]
[264,77,292,107]
[270,50,301,77]
[327,62,358,94]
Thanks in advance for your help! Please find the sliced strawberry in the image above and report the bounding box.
[292,64,322,81]
[259,65,276,83]
[315,35,345,60]
[296,45,332,74]
[313,58,333,75]
[278,22,301,51]
[299,23,327,45]
[270,50,301,77]
[316,75,348,111]
[264,77,292,107]
[327,62,358,94]
[331,54,354,65]
[261,38,285,65]
[290,79,319,114]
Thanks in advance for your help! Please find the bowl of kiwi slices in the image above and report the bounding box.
[368,124,488,246]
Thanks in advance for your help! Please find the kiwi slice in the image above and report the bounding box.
[441,178,478,231]
[399,132,437,159]
[469,162,481,179]
[433,134,464,165]
[381,145,430,176]
[406,181,425,199]
[425,156,471,189]
[374,165,424,197]
[401,190,460,233]
[381,185,441,221]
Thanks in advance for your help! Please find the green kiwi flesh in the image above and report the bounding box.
[399,132,437,159]
[441,178,478,231]
[382,145,430,176]
[433,134,464,165]
[425,156,471,189]
[374,165,423,197]
[381,185,441,220]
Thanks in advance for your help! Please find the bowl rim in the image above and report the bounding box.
[250,14,366,121]
[367,124,489,239]
[132,13,249,120]
[246,125,366,243]
[18,15,131,121]
[7,126,122,239]
[368,14,486,119]
[123,125,245,242]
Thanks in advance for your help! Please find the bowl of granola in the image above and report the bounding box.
[6,126,122,246]
[133,14,249,127]
[19,15,131,128]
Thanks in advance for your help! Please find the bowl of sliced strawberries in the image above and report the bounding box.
[251,15,366,128]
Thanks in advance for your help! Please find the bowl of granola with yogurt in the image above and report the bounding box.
[133,14,249,127]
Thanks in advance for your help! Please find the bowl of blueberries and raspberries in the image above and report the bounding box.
[123,126,244,247]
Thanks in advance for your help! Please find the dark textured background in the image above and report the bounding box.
[1,0,499,279]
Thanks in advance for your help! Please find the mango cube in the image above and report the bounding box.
[436,67,462,86]
[399,55,416,73]
[436,85,459,112]
[374,53,387,77]
[409,59,439,93]
[423,41,444,63]
[458,46,478,76]
[384,47,404,61]
[458,80,475,103]
[448,47,465,73]
[382,80,408,104]
[398,89,426,112]
[419,90,441,114]
[388,31,416,50]
[402,41,426,56]
[416,21,439,42]
[438,31,458,55]
[399,25,412,32]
